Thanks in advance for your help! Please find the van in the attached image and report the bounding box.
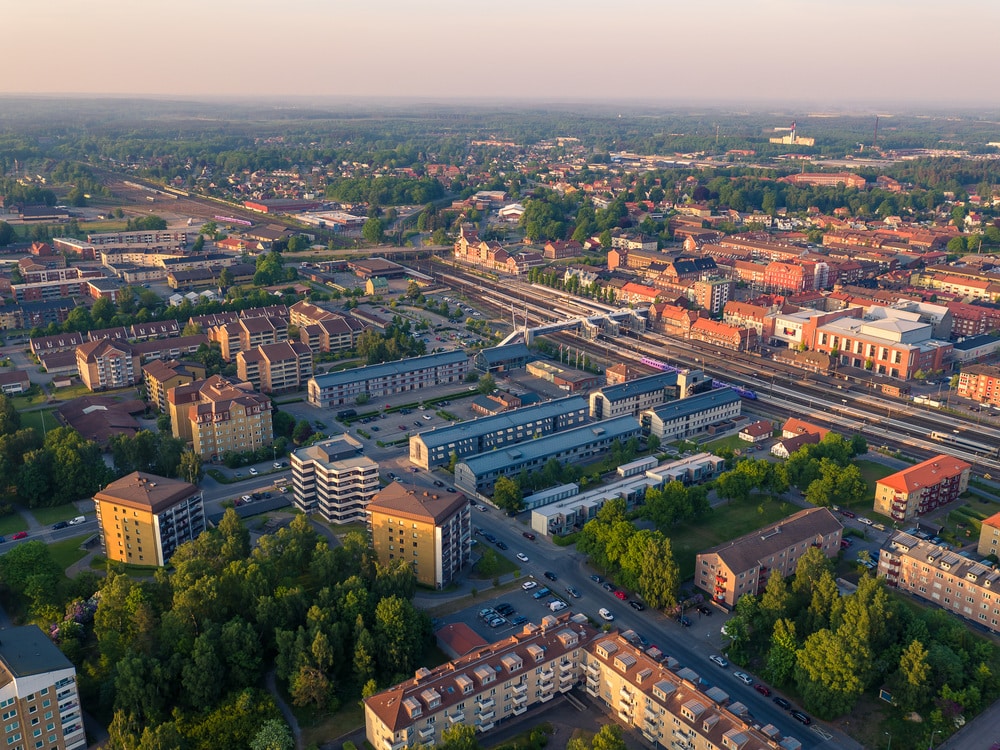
[68,516,86,526]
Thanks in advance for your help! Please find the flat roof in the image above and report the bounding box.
[0,625,74,681]
[95,471,198,513]
[310,350,468,389]
[594,371,678,403]
[415,396,587,450]
[646,388,740,419]
[457,416,641,475]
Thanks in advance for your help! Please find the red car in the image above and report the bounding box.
[754,684,771,697]
[614,590,627,601]
[841,510,856,519]
[12,531,27,540]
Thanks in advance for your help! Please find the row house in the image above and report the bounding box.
[696,507,842,608]
[957,364,1000,406]
[874,455,971,523]
[688,318,756,351]
[188,305,288,331]
[879,532,1000,636]
[30,332,84,357]
[647,303,698,338]
[716,236,806,262]
[543,240,583,260]
[618,282,660,305]
[915,273,1000,302]
[763,260,830,293]
[237,341,313,394]
[722,300,777,340]
[946,301,1000,338]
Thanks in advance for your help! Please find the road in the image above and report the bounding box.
[439,504,859,750]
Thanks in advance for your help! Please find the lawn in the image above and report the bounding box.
[469,548,518,579]
[703,435,749,453]
[88,556,159,577]
[0,514,27,536]
[299,701,365,748]
[17,409,55,434]
[48,535,91,571]
[852,459,896,508]
[10,390,47,409]
[666,495,798,578]
[30,506,83,525]
[48,381,96,400]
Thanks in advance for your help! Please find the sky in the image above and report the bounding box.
[6,0,999,106]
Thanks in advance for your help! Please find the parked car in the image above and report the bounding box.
[791,711,811,725]
[510,615,527,626]
[754,684,771,697]
[52,521,68,530]
[566,587,581,599]
[521,581,537,591]
[273,462,283,469]
[495,603,514,616]
[602,582,615,592]
[12,531,27,540]
[249,468,258,475]
[677,616,692,627]
[733,672,753,686]
[516,552,529,562]
[709,655,728,668]
[628,600,645,611]
[488,617,507,628]
[496,541,508,550]
[773,697,792,710]
[478,608,497,620]
[598,608,614,621]
[841,509,856,519]
[590,575,602,583]
[614,590,627,601]
[548,600,567,612]
[532,588,550,600]
[522,532,536,540]
[543,571,557,581]
[433,480,445,487]
[696,605,713,616]
[446,487,456,493]
[476,504,489,512]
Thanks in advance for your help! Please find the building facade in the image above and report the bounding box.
[367,481,472,589]
[93,471,206,567]
[0,625,86,750]
[641,389,742,441]
[308,351,469,408]
[873,455,972,523]
[75,339,140,391]
[589,372,680,419]
[880,531,1000,636]
[142,359,207,413]
[168,375,273,459]
[957,364,1000,407]
[291,434,379,524]
[237,341,314,394]
[696,507,842,609]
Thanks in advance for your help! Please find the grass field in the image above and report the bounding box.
[703,435,748,453]
[853,459,896,507]
[667,495,798,578]
[0,514,28,536]
[17,409,55,434]
[10,390,47,409]
[48,381,95,400]
[49,535,91,570]
[88,556,159,577]
[29,505,83,525]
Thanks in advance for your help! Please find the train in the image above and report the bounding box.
[214,215,254,227]
[929,431,1000,458]
[640,357,757,399]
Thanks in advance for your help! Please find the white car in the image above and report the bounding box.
[476,504,488,512]
[859,517,873,526]
[273,461,282,469]
[249,468,258,476]
[734,671,753,685]
[521,581,538,591]
[598,608,615,621]
[516,553,529,563]
[709,655,729,668]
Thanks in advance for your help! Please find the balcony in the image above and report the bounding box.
[476,697,495,711]
[478,709,495,722]
[512,705,527,716]
[586,681,600,698]
[512,683,527,695]
[618,705,633,722]
[619,688,634,704]
[447,712,465,724]
[644,708,659,725]
[559,671,574,685]
[586,660,600,675]
[513,692,527,705]
[417,726,435,740]
[476,721,495,733]
[539,679,554,693]
[539,668,554,681]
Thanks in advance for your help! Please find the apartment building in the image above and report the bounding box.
[879,531,1000,636]
[978,511,1000,558]
[640,389,742,442]
[298,316,365,354]
[873,455,971,523]
[93,471,206,567]
[291,434,380,524]
[0,625,86,750]
[365,617,803,750]
[696,507,842,609]
[957,364,1000,407]
[208,315,289,360]
[237,341,313,394]
[691,278,733,315]
[307,351,469,408]
[75,339,140,391]
[368,481,471,589]
[167,375,273,459]
[408,396,588,469]
[142,359,206,412]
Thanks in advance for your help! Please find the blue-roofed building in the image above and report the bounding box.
[409,396,588,468]
[454,416,642,496]
[307,351,469,408]
[588,371,680,419]
[473,343,535,373]
[641,388,741,441]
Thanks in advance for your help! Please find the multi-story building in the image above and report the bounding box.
[691,278,733,314]
[454,416,643,496]
[365,617,804,750]
[640,389,742,441]
[0,625,86,750]
[589,372,680,419]
[408,396,588,469]
[75,339,140,391]
[93,471,206,567]
[209,315,289,361]
[367,481,471,589]
[688,318,756,351]
[237,341,313,394]
[142,359,206,412]
[957,364,1000,407]
[873,454,971,523]
[879,531,1000,636]
[307,351,469,408]
[977,511,1000,558]
[298,316,365,354]
[696,507,842,609]
[167,375,273,459]
[291,434,379,524]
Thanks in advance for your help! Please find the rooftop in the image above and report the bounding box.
[310,350,468,389]
[95,471,199,513]
[877,454,972,494]
[368,481,468,525]
[0,626,74,685]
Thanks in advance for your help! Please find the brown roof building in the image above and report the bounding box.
[75,339,140,391]
[57,396,144,446]
[168,375,274,459]
[368,481,471,589]
[874,455,971,523]
[142,359,207,412]
[237,341,313,394]
[696,507,842,609]
[93,472,206,566]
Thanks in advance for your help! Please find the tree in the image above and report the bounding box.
[477,374,496,395]
[492,476,523,514]
[290,665,330,709]
[218,266,233,289]
[439,723,479,750]
[767,618,798,686]
[250,720,294,750]
[179,450,203,484]
[0,221,15,247]
[362,217,385,245]
[374,595,422,677]
[292,420,314,445]
[795,628,867,718]
[894,638,932,712]
[0,395,20,436]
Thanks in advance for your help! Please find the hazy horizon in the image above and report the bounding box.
[7,0,1000,106]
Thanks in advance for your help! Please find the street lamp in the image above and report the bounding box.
[928,729,940,749]
[885,731,891,750]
